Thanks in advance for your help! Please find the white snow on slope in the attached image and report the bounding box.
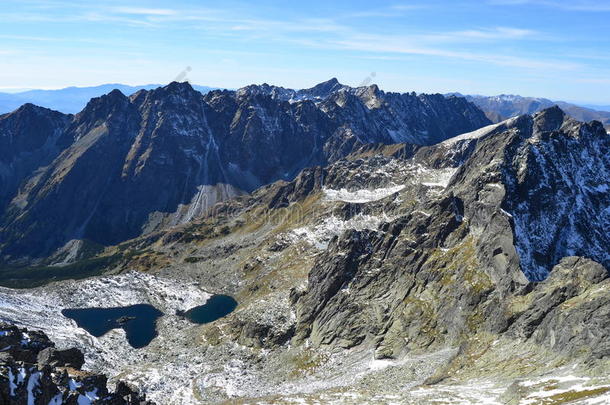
[516,375,610,405]
[323,185,405,203]
[443,116,519,146]
[291,214,393,250]
[420,168,458,188]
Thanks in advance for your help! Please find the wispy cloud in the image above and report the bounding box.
[489,0,610,11]
[450,27,538,40]
[0,0,601,92]
[0,34,56,41]
[391,4,429,11]
[112,7,178,16]
[419,26,541,43]
[341,4,428,18]
[330,34,580,70]
[228,17,346,34]
[575,77,610,84]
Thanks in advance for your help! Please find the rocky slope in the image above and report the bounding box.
[291,106,610,358]
[0,104,72,212]
[0,80,489,264]
[0,106,607,404]
[0,323,151,404]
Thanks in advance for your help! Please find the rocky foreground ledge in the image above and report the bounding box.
[0,323,153,405]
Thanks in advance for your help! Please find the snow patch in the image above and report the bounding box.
[443,116,519,146]
[290,214,392,250]
[26,371,41,405]
[323,185,405,203]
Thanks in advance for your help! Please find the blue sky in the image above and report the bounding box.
[1,0,610,104]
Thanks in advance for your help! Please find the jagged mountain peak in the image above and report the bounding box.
[134,82,207,115]
[156,81,203,100]
[106,88,126,98]
[447,105,609,282]
[315,77,340,86]
[1,102,67,120]
[76,87,131,120]
[302,77,345,97]
[533,105,567,132]
[11,102,45,114]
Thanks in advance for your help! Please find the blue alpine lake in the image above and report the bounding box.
[62,295,238,348]
[61,304,163,349]
[185,295,238,324]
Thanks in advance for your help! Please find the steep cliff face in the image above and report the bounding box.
[0,104,71,211]
[0,80,489,262]
[500,108,610,280]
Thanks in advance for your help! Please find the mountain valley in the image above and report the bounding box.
[0,81,609,404]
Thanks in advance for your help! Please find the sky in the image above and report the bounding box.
[1,0,610,104]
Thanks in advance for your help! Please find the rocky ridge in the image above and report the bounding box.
[0,80,489,263]
[0,323,151,404]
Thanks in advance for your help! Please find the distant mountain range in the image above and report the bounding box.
[449,93,610,131]
[0,83,218,114]
[2,85,609,132]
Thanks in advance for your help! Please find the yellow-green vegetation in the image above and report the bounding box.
[200,324,224,346]
[508,293,535,317]
[428,236,492,295]
[543,381,560,391]
[270,193,323,235]
[537,387,610,404]
[401,291,439,347]
[289,349,329,377]
[0,254,121,288]
[233,206,270,234]
[176,221,235,245]
[347,143,408,160]
[237,244,314,303]
[122,250,170,272]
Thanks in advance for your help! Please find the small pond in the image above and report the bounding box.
[185,295,238,324]
[61,304,163,349]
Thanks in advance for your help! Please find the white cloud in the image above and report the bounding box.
[0,34,57,41]
[418,26,541,43]
[489,0,610,11]
[330,34,580,70]
[452,27,538,39]
[575,78,610,84]
[111,7,177,16]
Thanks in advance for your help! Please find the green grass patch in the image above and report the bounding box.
[0,254,121,289]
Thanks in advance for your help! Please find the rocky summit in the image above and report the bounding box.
[0,82,608,405]
[0,323,151,404]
